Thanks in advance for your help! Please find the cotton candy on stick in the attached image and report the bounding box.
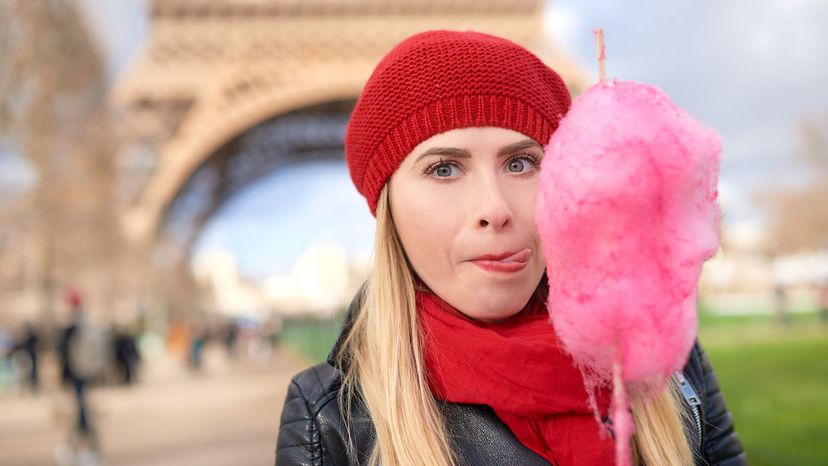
[535,79,722,464]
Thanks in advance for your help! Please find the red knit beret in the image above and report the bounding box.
[345,30,572,215]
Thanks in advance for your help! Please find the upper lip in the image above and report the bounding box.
[470,249,531,262]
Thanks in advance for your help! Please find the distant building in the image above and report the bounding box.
[192,242,368,318]
[699,221,825,314]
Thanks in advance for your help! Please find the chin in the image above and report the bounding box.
[463,292,529,322]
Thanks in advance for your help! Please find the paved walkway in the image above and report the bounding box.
[0,344,306,466]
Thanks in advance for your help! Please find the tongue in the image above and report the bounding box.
[501,248,531,263]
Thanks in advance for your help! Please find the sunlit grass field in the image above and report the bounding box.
[281,311,828,466]
[698,312,828,466]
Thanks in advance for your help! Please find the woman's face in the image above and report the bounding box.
[389,126,546,322]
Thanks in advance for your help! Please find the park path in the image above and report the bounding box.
[0,344,306,466]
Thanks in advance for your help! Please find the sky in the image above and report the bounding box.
[8,0,827,278]
[192,161,375,279]
[548,0,828,220]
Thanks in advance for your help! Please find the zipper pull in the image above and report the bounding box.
[674,372,701,407]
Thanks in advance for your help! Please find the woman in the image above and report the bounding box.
[276,30,747,466]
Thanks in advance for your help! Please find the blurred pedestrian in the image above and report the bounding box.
[165,319,190,360]
[11,322,40,394]
[0,326,16,393]
[222,319,239,360]
[112,325,141,385]
[188,321,207,372]
[265,315,283,348]
[774,284,791,325]
[57,289,106,455]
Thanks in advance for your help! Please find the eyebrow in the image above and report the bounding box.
[414,139,542,164]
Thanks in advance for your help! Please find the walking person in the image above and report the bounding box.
[57,289,106,462]
[10,322,40,394]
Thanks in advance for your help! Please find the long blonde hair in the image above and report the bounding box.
[337,186,696,466]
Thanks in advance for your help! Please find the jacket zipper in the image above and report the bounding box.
[674,371,702,442]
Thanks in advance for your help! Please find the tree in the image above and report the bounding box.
[0,0,120,327]
[762,115,828,256]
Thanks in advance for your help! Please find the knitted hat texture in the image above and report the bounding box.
[345,30,572,214]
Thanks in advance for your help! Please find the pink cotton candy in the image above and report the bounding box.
[536,79,722,464]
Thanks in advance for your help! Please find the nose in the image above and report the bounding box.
[474,175,513,230]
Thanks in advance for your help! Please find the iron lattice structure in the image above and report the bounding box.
[113,0,589,254]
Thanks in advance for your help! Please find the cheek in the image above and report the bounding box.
[511,178,540,228]
[391,183,459,276]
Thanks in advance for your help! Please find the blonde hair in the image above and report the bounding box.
[337,186,696,466]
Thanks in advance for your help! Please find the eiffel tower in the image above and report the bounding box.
[112,0,587,311]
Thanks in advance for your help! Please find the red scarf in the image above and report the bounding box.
[417,290,616,466]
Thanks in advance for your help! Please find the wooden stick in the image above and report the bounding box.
[594,28,606,82]
[612,352,633,466]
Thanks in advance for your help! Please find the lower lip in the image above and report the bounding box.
[470,260,528,273]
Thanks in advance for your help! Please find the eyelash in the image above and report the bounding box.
[424,153,542,180]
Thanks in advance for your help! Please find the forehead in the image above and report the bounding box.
[417,126,533,149]
[403,127,539,166]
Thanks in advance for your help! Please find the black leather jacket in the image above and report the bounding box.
[276,295,748,466]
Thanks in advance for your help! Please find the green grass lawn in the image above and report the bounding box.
[280,311,828,465]
[699,312,828,466]
[278,315,344,364]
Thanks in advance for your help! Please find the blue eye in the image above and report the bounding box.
[428,162,460,178]
[507,156,539,174]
